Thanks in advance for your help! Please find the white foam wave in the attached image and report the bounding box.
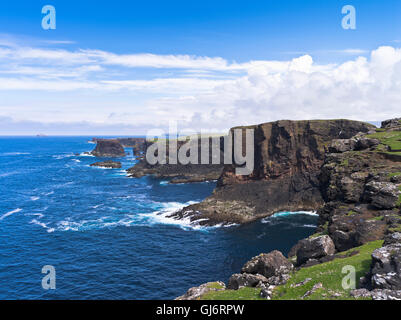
[30,219,55,233]
[30,196,40,201]
[0,208,22,221]
[53,201,219,232]
[55,216,140,232]
[79,152,94,157]
[261,211,319,224]
[270,211,318,218]
[114,170,129,176]
[138,201,224,231]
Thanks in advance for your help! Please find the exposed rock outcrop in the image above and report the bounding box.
[177,117,401,300]
[369,242,401,290]
[241,250,293,278]
[351,288,401,300]
[91,140,126,158]
[295,235,336,266]
[181,249,293,299]
[227,273,269,290]
[175,281,226,300]
[382,118,401,129]
[127,136,225,184]
[316,118,401,252]
[91,137,148,157]
[353,233,401,299]
[90,161,122,169]
[170,119,374,225]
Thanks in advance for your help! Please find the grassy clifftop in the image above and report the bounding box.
[199,240,383,300]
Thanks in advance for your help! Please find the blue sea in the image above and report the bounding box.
[0,137,318,300]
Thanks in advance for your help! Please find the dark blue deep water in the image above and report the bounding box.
[0,137,318,299]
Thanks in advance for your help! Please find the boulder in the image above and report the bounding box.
[350,288,401,300]
[91,140,126,157]
[90,161,122,169]
[370,243,401,290]
[328,139,356,153]
[302,282,323,299]
[355,137,380,151]
[384,232,401,246]
[329,218,387,252]
[364,181,400,210]
[371,289,401,300]
[288,242,302,258]
[175,281,226,300]
[296,235,336,266]
[227,273,269,290]
[260,285,276,300]
[241,250,293,278]
[382,118,401,129]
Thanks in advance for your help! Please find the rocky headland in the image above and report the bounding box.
[91,137,147,156]
[90,139,126,158]
[126,136,225,184]
[170,119,375,225]
[176,118,401,300]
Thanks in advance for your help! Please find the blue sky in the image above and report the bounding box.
[0,0,400,134]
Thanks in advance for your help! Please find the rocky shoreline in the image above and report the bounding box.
[175,118,401,300]
[87,118,401,300]
[169,119,375,225]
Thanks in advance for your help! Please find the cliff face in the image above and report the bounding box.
[170,120,375,225]
[315,121,401,251]
[178,118,401,301]
[91,137,147,156]
[126,137,225,184]
[91,140,126,157]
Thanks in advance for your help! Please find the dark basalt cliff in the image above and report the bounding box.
[91,137,148,156]
[178,118,401,301]
[126,137,225,184]
[91,139,126,157]
[170,119,375,225]
[313,120,401,252]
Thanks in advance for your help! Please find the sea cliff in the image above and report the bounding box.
[176,118,401,300]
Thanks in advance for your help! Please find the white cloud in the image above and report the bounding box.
[0,40,400,134]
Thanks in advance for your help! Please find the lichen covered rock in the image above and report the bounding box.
[296,235,336,266]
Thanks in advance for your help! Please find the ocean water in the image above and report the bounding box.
[0,137,318,300]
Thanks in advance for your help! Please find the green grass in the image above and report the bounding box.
[272,240,383,300]
[199,240,383,301]
[201,287,263,300]
[367,216,384,221]
[205,282,225,290]
[389,226,401,233]
[367,130,401,151]
[388,172,401,178]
